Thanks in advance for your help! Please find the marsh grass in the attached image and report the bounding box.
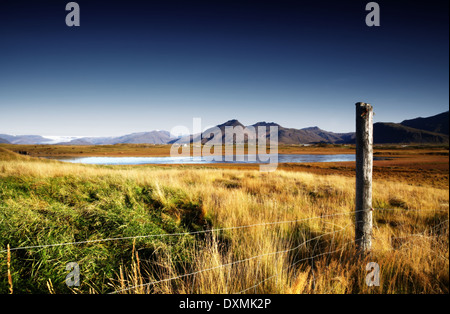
[0,148,448,294]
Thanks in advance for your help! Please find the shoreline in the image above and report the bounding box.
[1,143,448,158]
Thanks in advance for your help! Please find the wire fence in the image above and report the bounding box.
[1,206,448,294]
[0,209,366,254]
[110,222,354,294]
[236,216,449,294]
[2,207,446,255]
[235,239,359,294]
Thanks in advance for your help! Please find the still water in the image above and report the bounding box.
[49,154,363,165]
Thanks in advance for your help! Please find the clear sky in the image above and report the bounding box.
[0,0,448,137]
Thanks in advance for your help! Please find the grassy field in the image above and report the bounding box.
[2,143,448,189]
[0,147,448,294]
[1,142,448,157]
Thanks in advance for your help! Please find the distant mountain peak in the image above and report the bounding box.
[218,119,244,127]
[252,121,280,128]
[301,126,322,131]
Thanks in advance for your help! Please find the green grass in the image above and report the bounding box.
[0,174,207,293]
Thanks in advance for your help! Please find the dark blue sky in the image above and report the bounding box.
[0,0,448,136]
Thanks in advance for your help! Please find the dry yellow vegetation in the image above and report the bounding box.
[0,148,448,293]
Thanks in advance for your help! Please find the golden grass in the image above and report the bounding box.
[0,148,448,294]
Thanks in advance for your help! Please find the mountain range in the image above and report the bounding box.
[0,134,52,145]
[0,111,448,146]
[173,119,356,145]
[373,111,448,144]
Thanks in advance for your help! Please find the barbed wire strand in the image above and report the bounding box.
[2,207,445,254]
[235,238,358,294]
[109,224,352,294]
[373,208,448,213]
[388,218,449,241]
[0,210,365,254]
[236,218,450,294]
[382,224,449,263]
[391,242,448,261]
[235,222,366,294]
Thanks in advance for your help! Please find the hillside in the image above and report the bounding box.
[278,126,354,144]
[400,111,449,135]
[201,119,256,144]
[109,131,172,145]
[0,147,33,161]
[0,138,10,144]
[56,131,173,145]
[0,134,53,144]
[56,138,96,145]
[175,120,355,145]
[167,112,450,145]
[374,122,449,144]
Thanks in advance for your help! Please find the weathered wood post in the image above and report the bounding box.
[355,102,373,252]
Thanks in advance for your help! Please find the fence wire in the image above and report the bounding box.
[110,223,353,294]
[0,209,365,254]
[1,206,447,294]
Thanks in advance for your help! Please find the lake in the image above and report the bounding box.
[46,154,375,165]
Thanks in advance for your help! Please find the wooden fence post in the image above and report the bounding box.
[355,102,373,252]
